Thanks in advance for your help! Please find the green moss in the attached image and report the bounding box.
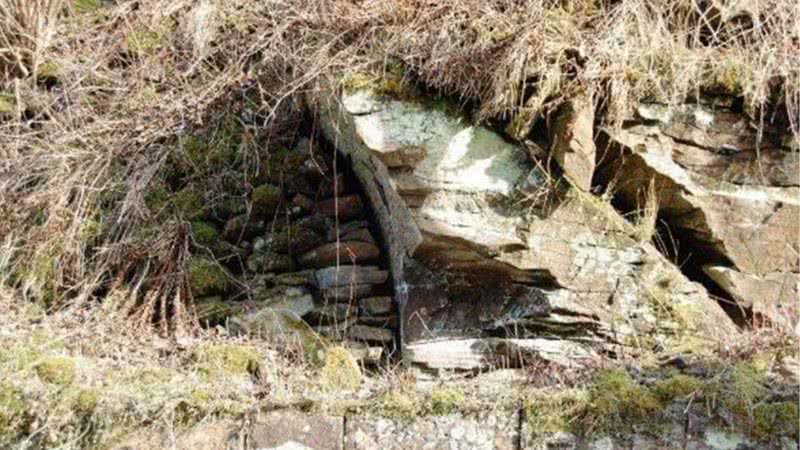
[74,389,99,413]
[182,117,242,171]
[0,383,27,438]
[0,93,15,114]
[144,183,171,213]
[191,344,260,378]
[173,188,204,219]
[374,390,421,421]
[340,71,416,101]
[189,388,211,407]
[73,0,102,13]
[79,217,102,243]
[720,362,768,418]
[126,30,163,56]
[652,374,703,402]
[36,357,77,386]
[752,401,799,440]
[191,221,218,246]
[426,387,466,416]
[319,346,362,392]
[37,61,61,85]
[251,183,282,217]
[582,369,659,433]
[187,257,229,296]
[525,389,588,435]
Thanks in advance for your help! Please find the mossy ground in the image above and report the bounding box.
[0,290,796,448]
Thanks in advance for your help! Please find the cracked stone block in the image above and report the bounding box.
[249,411,343,450]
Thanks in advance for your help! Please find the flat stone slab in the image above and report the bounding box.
[299,242,380,268]
[360,296,392,315]
[314,265,388,289]
[345,411,519,450]
[249,411,343,450]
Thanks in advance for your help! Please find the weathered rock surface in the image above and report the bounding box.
[298,241,381,268]
[317,88,735,370]
[249,411,343,450]
[600,102,799,320]
[345,411,519,450]
[406,338,597,371]
[549,94,596,191]
[703,265,799,325]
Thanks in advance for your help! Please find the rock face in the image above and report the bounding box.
[598,102,799,323]
[318,87,738,371]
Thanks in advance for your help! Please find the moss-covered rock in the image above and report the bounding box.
[752,401,799,440]
[195,297,242,326]
[652,373,704,402]
[191,344,260,378]
[35,357,77,386]
[525,389,588,435]
[251,183,282,218]
[191,221,219,246]
[187,257,230,296]
[427,387,466,416]
[582,369,659,433]
[375,390,421,421]
[320,346,361,392]
[173,188,205,220]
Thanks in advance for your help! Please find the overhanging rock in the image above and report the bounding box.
[314,85,736,371]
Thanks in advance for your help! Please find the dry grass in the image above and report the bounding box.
[0,0,63,78]
[0,0,797,334]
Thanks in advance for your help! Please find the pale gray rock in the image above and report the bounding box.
[345,411,519,450]
[314,265,388,289]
